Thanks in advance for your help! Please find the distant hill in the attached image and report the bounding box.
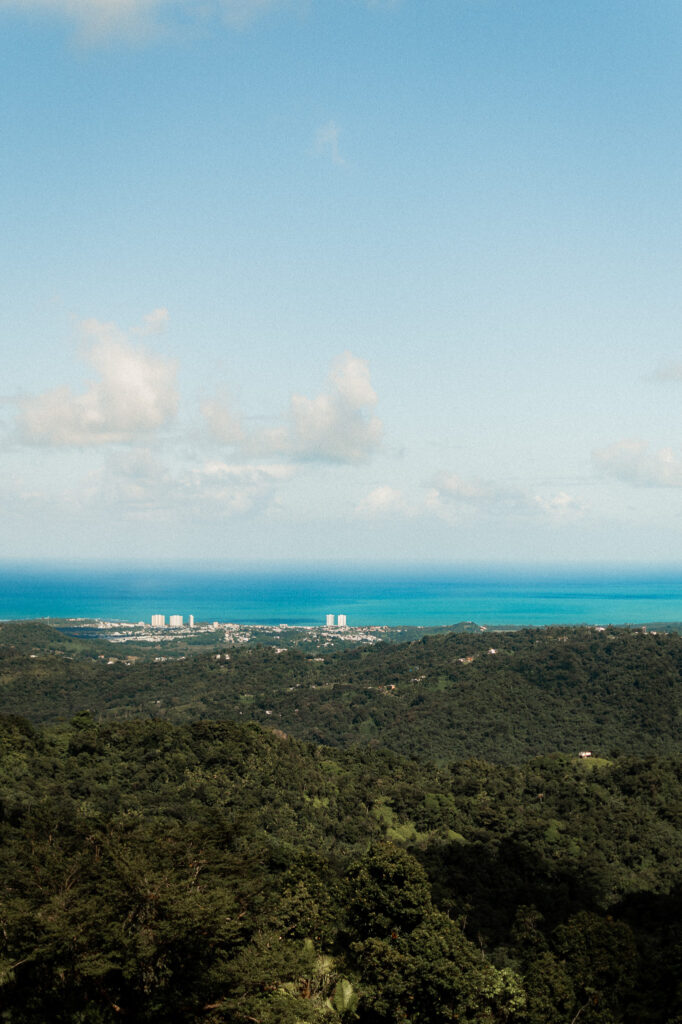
[0,620,100,655]
[2,625,682,763]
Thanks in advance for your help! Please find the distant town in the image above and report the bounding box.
[58,613,398,652]
[149,611,348,630]
[54,614,484,655]
[107,611,362,645]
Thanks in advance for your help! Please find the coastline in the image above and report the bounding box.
[1,563,682,628]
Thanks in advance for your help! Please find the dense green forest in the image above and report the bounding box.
[3,714,682,1022]
[4,623,682,1021]
[3,624,682,762]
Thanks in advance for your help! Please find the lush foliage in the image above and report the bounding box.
[4,624,682,1021]
[3,625,682,762]
[3,713,682,1022]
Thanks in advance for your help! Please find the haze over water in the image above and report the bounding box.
[2,565,682,628]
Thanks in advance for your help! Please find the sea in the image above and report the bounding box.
[2,563,682,628]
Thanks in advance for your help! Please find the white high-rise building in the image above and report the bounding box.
[189,614,194,628]
[326,613,334,626]
[337,614,347,627]
[169,614,183,628]
[151,614,165,627]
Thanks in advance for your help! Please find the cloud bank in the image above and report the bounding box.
[0,0,378,38]
[593,439,682,487]
[426,472,529,517]
[355,485,410,517]
[426,471,584,522]
[352,472,585,524]
[17,315,177,446]
[205,351,383,464]
[0,0,161,38]
[99,449,293,518]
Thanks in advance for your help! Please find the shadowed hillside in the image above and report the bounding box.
[2,625,682,763]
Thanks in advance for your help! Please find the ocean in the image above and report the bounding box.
[1,564,682,627]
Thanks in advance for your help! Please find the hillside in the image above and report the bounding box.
[2,713,682,1022]
[2,626,682,762]
[5,625,682,1022]
[0,620,105,656]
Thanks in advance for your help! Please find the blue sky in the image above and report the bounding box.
[3,0,682,565]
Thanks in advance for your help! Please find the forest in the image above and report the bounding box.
[3,623,682,1021]
[3,623,682,762]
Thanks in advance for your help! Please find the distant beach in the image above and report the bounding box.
[1,564,682,627]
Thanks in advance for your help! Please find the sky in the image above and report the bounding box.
[2,0,682,566]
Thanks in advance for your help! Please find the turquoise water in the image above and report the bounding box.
[2,564,682,626]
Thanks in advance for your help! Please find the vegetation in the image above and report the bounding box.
[2,714,682,1021]
[3,625,682,762]
[3,623,682,1020]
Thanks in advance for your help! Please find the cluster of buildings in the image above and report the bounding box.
[151,614,195,628]
[325,614,347,627]
[148,612,348,630]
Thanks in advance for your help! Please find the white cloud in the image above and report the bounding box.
[204,351,382,464]
[593,439,682,487]
[426,471,584,522]
[135,307,169,336]
[283,352,381,461]
[357,476,517,522]
[200,461,292,482]
[97,450,293,518]
[426,472,528,518]
[0,0,381,39]
[17,314,177,446]
[0,0,161,39]
[0,0,282,40]
[219,0,281,28]
[533,491,585,519]
[355,485,411,517]
[201,394,245,446]
[96,448,173,511]
[189,461,293,513]
[427,472,504,506]
[315,121,345,166]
